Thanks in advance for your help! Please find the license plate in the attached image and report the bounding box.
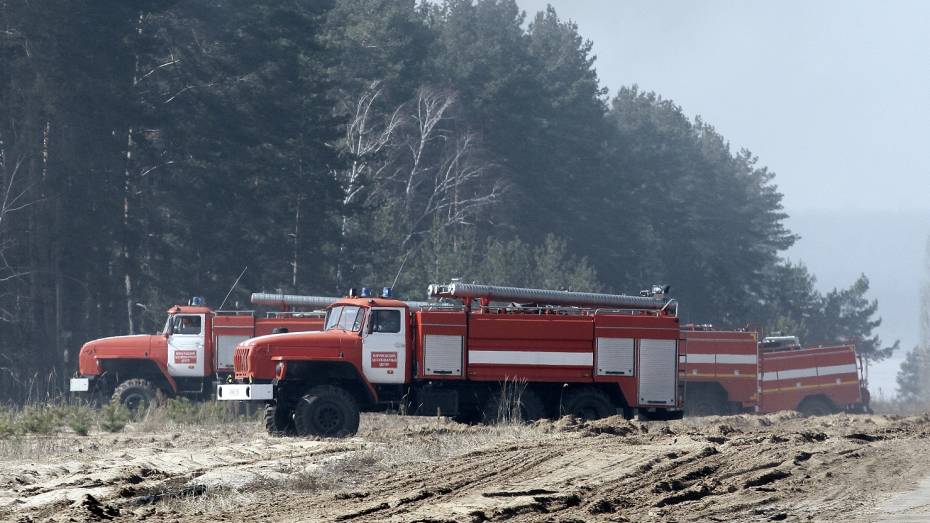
[216,384,274,400]
[69,378,90,392]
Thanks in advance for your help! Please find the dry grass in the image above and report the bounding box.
[870,398,930,416]
[0,399,262,464]
[153,486,260,516]
[138,398,261,431]
[0,433,84,462]
[489,376,530,424]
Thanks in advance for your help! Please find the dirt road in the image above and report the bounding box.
[3,412,930,522]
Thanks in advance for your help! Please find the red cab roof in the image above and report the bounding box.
[330,297,409,308]
[167,305,212,314]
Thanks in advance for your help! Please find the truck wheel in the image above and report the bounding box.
[111,378,158,417]
[639,409,684,421]
[264,403,295,436]
[685,388,728,417]
[482,387,545,424]
[562,387,613,420]
[293,385,360,437]
[798,396,836,417]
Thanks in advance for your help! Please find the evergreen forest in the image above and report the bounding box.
[0,0,897,390]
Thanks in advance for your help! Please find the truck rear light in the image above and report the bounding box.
[275,362,286,380]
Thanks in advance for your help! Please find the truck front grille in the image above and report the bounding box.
[233,346,250,376]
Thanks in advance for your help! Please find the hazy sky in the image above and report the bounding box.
[514,0,930,394]
[516,0,930,213]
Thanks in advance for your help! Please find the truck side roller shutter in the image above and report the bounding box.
[638,339,677,406]
[596,337,634,376]
[216,335,250,371]
[424,335,463,376]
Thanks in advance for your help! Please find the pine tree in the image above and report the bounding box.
[896,235,930,402]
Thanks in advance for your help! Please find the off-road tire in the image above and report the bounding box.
[797,396,836,417]
[111,378,158,417]
[264,403,295,436]
[293,385,360,437]
[482,387,546,424]
[685,387,729,417]
[638,409,685,421]
[562,387,614,420]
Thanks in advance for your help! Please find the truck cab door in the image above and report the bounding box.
[167,314,206,377]
[362,308,406,384]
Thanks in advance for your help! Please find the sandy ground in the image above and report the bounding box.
[3,412,930,522]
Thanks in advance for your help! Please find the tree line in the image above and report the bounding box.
[0,0,896,386]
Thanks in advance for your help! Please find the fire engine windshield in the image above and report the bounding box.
[324,306,364,332]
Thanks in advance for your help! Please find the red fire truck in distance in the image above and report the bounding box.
[69,293,337,411]
[679,327,870,416]
[217,283,683,437]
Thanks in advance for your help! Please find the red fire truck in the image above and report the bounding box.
[69,293,336,411]
[217,283,683,437]
[679,327,870,416]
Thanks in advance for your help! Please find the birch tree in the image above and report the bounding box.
[334,84,404,288]
[388,87,503,252]
[0,156,32,323]
[335,85,502,286]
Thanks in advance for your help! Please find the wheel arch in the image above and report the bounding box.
[98,358,176,394]
[682,381,732,416]
[683,381,730,402]
[797,394,837,414]
[560,382,629,411]
[281,360,376,407]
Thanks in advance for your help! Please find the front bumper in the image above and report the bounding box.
[70,377,92,392]
[216,383,274,401]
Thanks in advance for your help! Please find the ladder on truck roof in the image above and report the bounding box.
[251,292,436,311]
[250,293,341,309]
[427,282,677,315]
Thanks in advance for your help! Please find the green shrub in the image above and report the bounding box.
[197,400,240,424]
[99,403,130,433]
[163,397,200,423]
[65,404,95,436]
[0,408,19,438]
[19,405,60,434]
[159,398,243,425]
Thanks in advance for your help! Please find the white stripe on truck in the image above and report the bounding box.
[817,363,859,376]
[761,363,859,382]
[681,353,757,364]
[468,350,593,366]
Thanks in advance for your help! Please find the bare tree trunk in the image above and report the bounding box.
[121,10,145,335]
[292,193,301,289]
[123,125,135,334]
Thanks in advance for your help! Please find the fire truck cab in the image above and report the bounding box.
[219,283,684,438]
[70,294,334,412]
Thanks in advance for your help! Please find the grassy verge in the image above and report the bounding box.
[0,398,259,440]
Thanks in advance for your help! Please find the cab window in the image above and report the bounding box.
[325,306,364,332]
[171,315,202,335]
[370,309,401,333]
